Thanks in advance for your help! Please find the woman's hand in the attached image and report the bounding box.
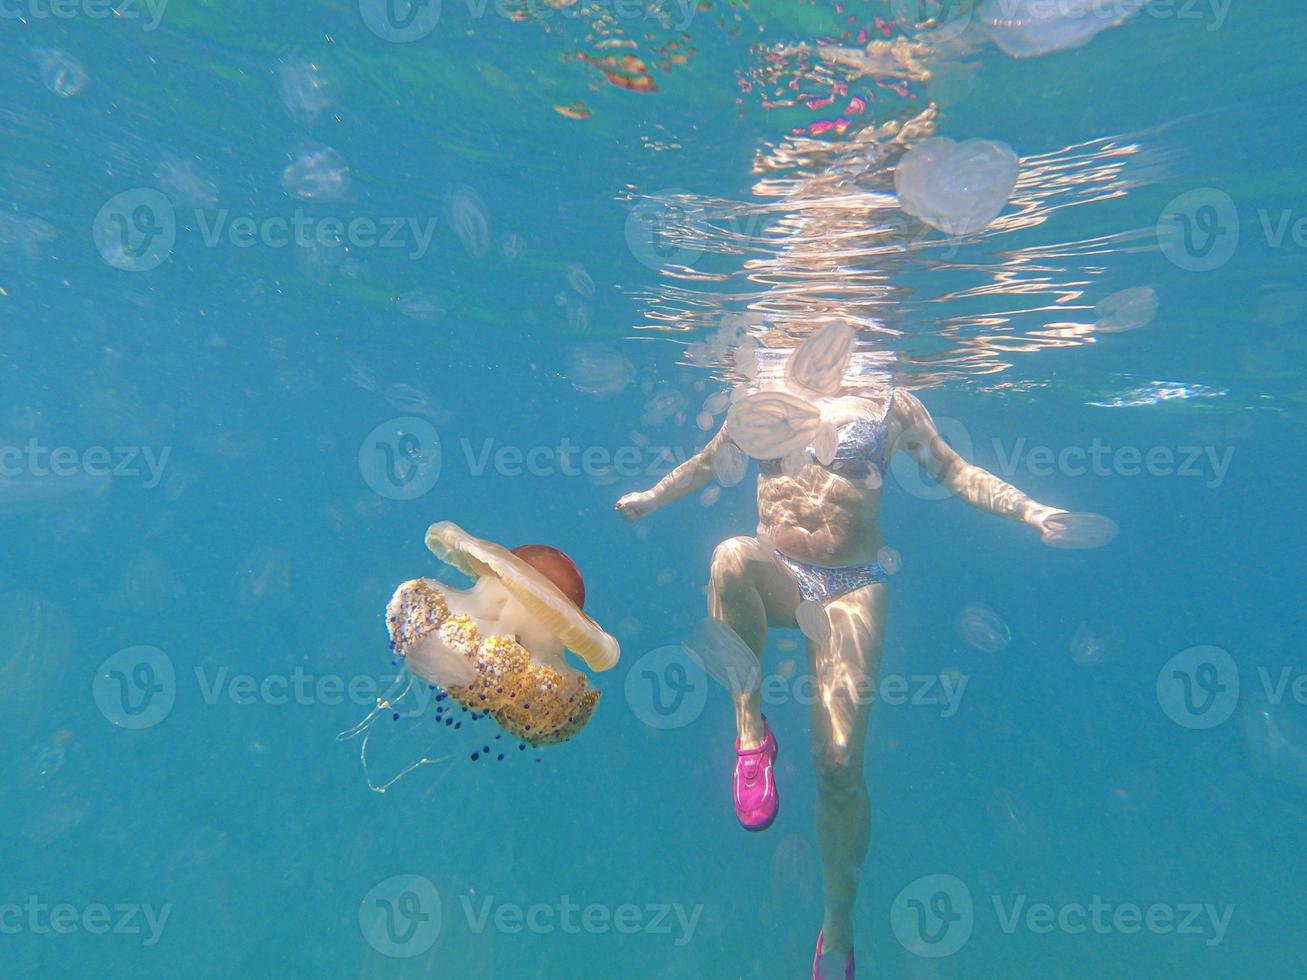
[1032,507,1119,549]
[1026,504,1071,542]
[616,491,655,522]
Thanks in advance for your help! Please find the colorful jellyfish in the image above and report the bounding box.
[340,522,619,791]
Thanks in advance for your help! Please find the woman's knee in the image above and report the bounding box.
[710,537,757,590]
[812,744,865,796]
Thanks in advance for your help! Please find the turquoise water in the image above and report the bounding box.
[1,1,1304,977]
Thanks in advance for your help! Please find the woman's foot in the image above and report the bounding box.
[734,716,778,831]
[813,931,855,979]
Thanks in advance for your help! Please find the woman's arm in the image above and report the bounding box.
[893,390,1066,535]
[616,425,733,522]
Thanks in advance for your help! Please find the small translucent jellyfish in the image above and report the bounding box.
[0,592,75,741]
[771,833,818,910]
[785,323,856,396]
[340,523,618,791]
[876,546,901,575]
[1095,287,1158,333]
[1069,622,1121,667]
[556,293,590,331]
[278,58,333,124]
[686,617,761,694]
[0,213,56,260]
[564,262,595,297]
[234,546,292,611]
[895,137,1019,236]
[980,0,1145,58]
[116,551,185,615]
[384,382,445,422]
[864,468,883,491]
[956,603,1011,653]
[643,388,687,427]
[397,290,446,322]
[656,568,677,586]
[733,337,759,379]
[986,788,1051,860]
[703,391,730,416]
[699,485,722,507]
[726,391,823,459]
[32,49,86,97]
[795,601,831,646]
[499,232,524,261]
[153,154,219,209]
[567,343,635,397]
[1040,512,1119,550]
[711,442,748,488]
[444,186,490,258]
[696,412,713,431]
[1242,696,1307,788]
[281,144,350,201]
[346,359,378,391]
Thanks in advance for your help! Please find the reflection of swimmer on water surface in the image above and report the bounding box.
[617,326,1112,977]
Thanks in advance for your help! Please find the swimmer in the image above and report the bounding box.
[616,331,1101,977]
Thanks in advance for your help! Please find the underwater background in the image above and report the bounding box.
[0,1,1304,977]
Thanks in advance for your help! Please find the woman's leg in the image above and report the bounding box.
[708,537,800,748]
[808,583,889,959]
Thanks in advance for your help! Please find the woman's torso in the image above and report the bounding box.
[754,389,900,567]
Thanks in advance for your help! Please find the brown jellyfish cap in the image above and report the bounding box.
[424,521,620,672]
[511,545,585,610]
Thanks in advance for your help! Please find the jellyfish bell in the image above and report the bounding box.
[509,544,586,611]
